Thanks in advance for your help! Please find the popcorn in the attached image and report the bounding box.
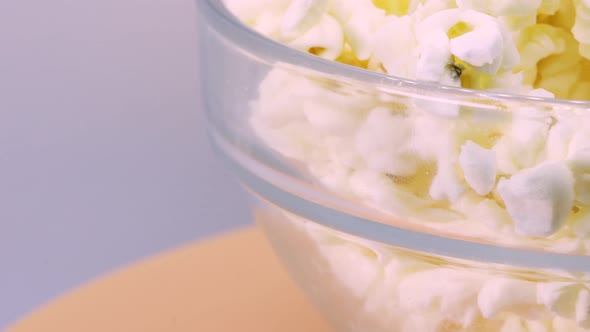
[371,16,417,77]
[342,1,386,60]
[287,14,345,60]
[498,161,575,237]
[492,109,551,172]
[458,0,541,30]
[574,175,590,206]
[415,9,520,86]
[477,277,537,318]
[516,24,567,86]
[546,119,576,161]
[429,159,466,202]
[500,316,551,332]
[572,0,590,60]
[459,140,497,195]
[414,30,457,85]
[537,282,586,319]
[577,288,590,327]
[398,268,484,327]
[354,106,416,175]
[538,0,561,15]
[320,241,381,298]
[280,0,331,40]
[572,210,590,240]
[458,0,542,17]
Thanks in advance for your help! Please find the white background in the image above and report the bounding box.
[0,0,249,328]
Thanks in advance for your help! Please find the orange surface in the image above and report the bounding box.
[8,227,332,332]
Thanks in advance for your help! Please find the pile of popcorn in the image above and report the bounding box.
[221,0,590,330]
[225,0,590,251]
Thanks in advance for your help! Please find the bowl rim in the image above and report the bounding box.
[200,0,590,109]
[199,0,590,270]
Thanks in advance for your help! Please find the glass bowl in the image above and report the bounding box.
[196,0,590,331]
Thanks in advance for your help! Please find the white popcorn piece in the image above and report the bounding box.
[572,208,590,236]
[401,313,445,332]
[572,0,590,48]
[458,0,542,30]
[355,106,417,175]
[570,150,590,177]
[574,174,590,206]
[576,288,590,327]
[416,9,520,78]
[499,316,535,332]
[489,0,543,17]
[372,16,417,78]
[302,99,363,135]
[550,237,584,254]
[477,277,537,318]
[492,136,521,174]
[526,320,551,332]
[411,0,458,20]
[251,117,327,160]
[504,317,552,332]
[458,141,497,196]
[325,136,365,169]
[429,160,466,203]
[409,114,455,161]
[255,68,315,127]
[449,26,504,73]
[398,268,484,327]
[497,161,575,237]
[538,282,584,318]
[342,2,386,61]
[348,169,434,216]
[252,10,288,39]
[224,0,290,23]
[457,0,543,17]
[415,30,455,84]
[546,120,576,161]
[288,14,344,60]
[320,242,381,298]
[280,0,331,41]
[308,160,353,192]
[473,197,513,230]
[326,0,359,24]
[553,316,590,332]
[508,112,551,170]
[568,129,590,201]
[568,131,590,160]
[492,105,551,174]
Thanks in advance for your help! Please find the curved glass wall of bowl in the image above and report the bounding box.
[197,0,590,330]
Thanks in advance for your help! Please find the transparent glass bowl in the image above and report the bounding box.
[197,0,590,331]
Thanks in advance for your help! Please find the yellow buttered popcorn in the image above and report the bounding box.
[572,0,590,60]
